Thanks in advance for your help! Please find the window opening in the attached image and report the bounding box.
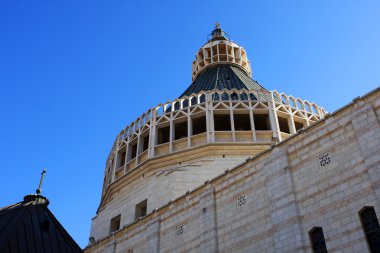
[173,101,180,111]
[142,135,149,151]
[131,143,137,159]
[234,114,251,131]
[190,97,197,106]
[278,117,290,134]
[119,151,126,167]
[175,121,188,140]
[221,92,229,101]
[182,99,189,108]
[157,126,170,144]
[253,114,271,130]
[212,93,220,101]
[360,207,380,252]
[214,114,231,131]
[192,116,206,135]
[199,94,206,103]
[309,227,328,253]
[110,214,121,234]
[135,199,147,220]
[231,92,238,100]
[240,93,248,100]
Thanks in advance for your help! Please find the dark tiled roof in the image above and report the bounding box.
[180,64,266,97]
[0,195,83,253]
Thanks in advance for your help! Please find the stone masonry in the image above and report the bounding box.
[85,87,380,253]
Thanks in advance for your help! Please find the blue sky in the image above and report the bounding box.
[0,0,379,248]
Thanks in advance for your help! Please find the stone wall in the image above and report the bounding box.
[85,88,380,253]
[90,145,270,241]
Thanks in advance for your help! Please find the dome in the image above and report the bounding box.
[89,26,327,243]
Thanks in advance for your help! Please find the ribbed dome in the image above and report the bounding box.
[180,64,265,98]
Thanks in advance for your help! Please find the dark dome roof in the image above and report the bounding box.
[180,64,266,98]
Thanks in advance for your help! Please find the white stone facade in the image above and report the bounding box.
[87,25,379,252]
[86,86,380,252]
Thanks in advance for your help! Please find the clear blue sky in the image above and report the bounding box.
[0,0,379,248]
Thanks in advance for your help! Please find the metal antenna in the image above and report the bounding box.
[36,169,47,195]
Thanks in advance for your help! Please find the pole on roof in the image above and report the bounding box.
[36,169,47,195]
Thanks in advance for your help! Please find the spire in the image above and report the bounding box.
[209,22,230,41]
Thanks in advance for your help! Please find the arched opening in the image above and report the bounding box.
[231,92,239,101]
[240,92,248,101]
[221,92,229,101]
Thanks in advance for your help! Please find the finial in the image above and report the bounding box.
[209,23,229,42]
[36,169,47,195]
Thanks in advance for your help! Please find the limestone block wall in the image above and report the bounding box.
[85,88,380,253]
[90,146,270,241]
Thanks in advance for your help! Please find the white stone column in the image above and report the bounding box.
[267,92,281,141]
[249,101,257,141]
[169,115,174,153]
[124,138,130,173]
[148,110,156,159]
[188,110,192,148]
[230,103,236,142]
[205,93,215,143]
[288,112,297,134]
[135,134,141,167]
[110,142,118,182]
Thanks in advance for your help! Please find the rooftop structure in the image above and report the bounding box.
[0,173,83,253]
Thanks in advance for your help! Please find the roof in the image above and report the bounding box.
[0,194,83,253]
[180,64,266,97]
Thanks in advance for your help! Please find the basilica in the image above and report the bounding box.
[85,25,380,253]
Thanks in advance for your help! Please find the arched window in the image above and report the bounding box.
[360,207,380,252]
[309,227,327,253]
